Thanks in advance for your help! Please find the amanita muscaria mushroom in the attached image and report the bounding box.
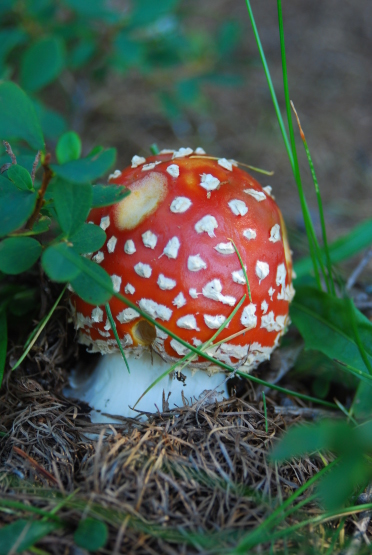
[67,147,295,423]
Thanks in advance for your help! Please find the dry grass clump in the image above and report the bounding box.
[0,312,326,554]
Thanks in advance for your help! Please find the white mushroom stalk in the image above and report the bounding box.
[66,148,295,423]
[66,351,228,424]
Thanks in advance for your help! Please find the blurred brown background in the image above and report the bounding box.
[74,0,372,259]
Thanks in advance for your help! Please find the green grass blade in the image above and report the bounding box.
[12,286,67,371]
[232,459,338,553]
[229,237,252,301]
[0,309,7,388]
[244,0,293,170]
[150,143,159,155]
[262,391,268,433]
[291,101,335,295]
[105,302,130,373]
[245,0,331,290]
[276,0,330,292]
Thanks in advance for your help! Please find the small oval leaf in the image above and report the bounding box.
[42,243,81,282]
[53,179,92,237]
[0,175,37,237]
[20,37,66,92]
[70,223,106,254]
[50,148,116,184]
[70,258,112,305]
[74,518,108,552]
[0,81,45,151]
[0,519,59,555]
[0,237,41,274]
[7,165,34,191]
[56,131,82,164]
[92,184,129,208]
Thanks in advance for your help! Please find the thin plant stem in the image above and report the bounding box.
[244,1,293,170]
[276,0,329,292]
[229,237,252,302]
[12,286,67,371]
[150,143,160,155]
[105,303,130,373]
[262,391,268,433]
[233,459,338,553]
[291,101,336,296]
[245,0,328,290]
[26,153,53,230]
[190,155,274,176]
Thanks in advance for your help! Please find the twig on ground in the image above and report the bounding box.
[346,248,372,290]
[273,406,338,419]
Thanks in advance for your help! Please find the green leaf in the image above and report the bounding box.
[33,100,67,140]
[42,243,81,282]
[12,216,51,237]
[51,148,116,184]
[291,286,372,377]
[7,165,34,191]
[114,31,144,67]
[61,0,118,20]
[20,37,66,92]
[130,0,179,27]
[70,257,113,305]
[319,454,372,511]
[0,175,37,237]
[10,287,38,316]
[271,421,352,462]
[0,154,38,176]
[0,29,26,67]
[68,39,95,70]
[218,20,242,57]
[0,519,59,554]
[70,223,106,254]
[31,216,51,235]
[56,131,82,164]
[74,518,108,551]
[0,0,14,16]
[294,218,372,279]
[352,381,372,420]
[0,237,41,274]
[0,309,7,388]
[53,180,92,237]
[92,184,129,207]
[0,81,44,151]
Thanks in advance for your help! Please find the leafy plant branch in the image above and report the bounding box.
[26,152,52,230]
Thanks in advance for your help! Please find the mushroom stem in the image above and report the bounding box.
[64,351,228,424]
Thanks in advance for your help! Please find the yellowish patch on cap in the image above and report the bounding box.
[279,212,293,279]
[114,172,167,230]
[183,171,199,189]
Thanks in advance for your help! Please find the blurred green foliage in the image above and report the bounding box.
[0,0,244,141]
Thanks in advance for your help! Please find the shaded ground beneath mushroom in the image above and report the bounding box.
[0,303,368,554]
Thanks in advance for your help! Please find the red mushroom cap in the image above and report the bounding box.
[71,149,294,372]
